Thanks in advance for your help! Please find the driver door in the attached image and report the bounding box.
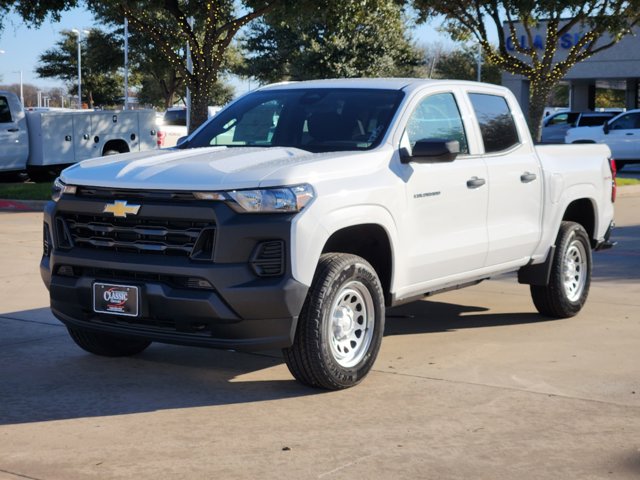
[399,91,489,289]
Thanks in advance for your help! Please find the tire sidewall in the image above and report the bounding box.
[553,223,592,313]
[318,259,385,387]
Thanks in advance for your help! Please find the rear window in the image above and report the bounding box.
[469,93,520,153]
[578,114,615,127]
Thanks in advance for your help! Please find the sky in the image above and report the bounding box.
[0,6,456,98]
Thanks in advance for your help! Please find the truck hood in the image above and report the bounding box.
[60,146,374,190]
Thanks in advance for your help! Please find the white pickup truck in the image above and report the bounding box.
[41,79,616,389]
[0,90,158,178]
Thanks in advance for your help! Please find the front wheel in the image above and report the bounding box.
[283,253,385,390]
[68,326,151,357]
[530,221,592,318]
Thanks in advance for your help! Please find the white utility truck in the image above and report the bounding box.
[0,90,158,178]
[41,79,616,389]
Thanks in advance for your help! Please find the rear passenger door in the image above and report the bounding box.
[467,92,542,267]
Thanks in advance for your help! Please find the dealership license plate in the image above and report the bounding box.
[93,283,139,317]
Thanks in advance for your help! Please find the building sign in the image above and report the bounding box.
[506,33,583,51]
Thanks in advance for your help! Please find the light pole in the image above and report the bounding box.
[71,29,90,109]
[12,70,23,105]
[124,17,129,110]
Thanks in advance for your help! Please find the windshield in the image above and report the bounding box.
[182,88,404,153]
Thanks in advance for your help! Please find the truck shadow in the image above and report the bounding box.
[385,300,549,335]
[1,301,551,426]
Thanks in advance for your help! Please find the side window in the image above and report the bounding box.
[610,113,640,130]
[549,113,568,125]
[405,92,469,154]
[0,97,12,123]
[469,93,520,153]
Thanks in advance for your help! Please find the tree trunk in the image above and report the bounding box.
[188,76,212,134]
[528,82,553,143]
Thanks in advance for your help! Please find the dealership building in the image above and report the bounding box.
[502,24,640,115]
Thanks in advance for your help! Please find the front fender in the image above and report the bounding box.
[291,204,400,289]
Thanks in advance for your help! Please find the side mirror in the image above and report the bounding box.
[603,122,610,134]
[401,139,460,164]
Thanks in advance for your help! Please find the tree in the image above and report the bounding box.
[36,29,123,107]
[430,45,502,84]
[412,0,640,140]
[0,0,78,33]
[240,0,425,83]
[89,0,279,133]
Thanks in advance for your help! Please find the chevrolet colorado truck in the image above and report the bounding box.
[41,79,616,390]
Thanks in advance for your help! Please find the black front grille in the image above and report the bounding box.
[57,213,215,258]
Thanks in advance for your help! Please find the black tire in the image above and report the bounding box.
[283,253,385,390]
[67,326,151,357]
[530,221,592,318]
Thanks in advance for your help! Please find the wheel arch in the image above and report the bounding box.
[102,139,130,155]
[562,197,597,246]
[322,224,394,306]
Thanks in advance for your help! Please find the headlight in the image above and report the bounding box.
[194,184,314,213]
[51,178,77,202]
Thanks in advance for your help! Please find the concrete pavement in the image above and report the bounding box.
[0,195,639,480]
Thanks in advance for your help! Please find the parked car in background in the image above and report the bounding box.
[541,110,622,144]
[157,107,188,148]
[565,109,640,170]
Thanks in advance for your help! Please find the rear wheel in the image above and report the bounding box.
[68,326,151,357]
[530,221,592,318]
[283,253,385,390]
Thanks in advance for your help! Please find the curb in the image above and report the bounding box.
[0,200,48,212]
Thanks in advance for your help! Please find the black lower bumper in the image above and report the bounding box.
[43,258,305,350]
[595,221,616,251]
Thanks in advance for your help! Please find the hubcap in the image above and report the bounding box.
[327,281,375,368]
[562,236,587,302]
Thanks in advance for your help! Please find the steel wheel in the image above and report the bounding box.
[562,237,587,302]
[327,281,375,368]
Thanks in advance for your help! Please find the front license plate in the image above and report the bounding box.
[93,283,139,317]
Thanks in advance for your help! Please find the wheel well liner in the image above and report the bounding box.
[322,224,392,305]
[562,199,596,244]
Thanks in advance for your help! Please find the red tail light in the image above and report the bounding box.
[157,130,166,148]
[609,158,617,203]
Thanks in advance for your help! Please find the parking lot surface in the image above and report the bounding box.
[0,192,639,480]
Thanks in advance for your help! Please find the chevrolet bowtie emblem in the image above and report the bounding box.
[103,200,141,218]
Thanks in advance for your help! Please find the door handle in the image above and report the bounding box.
[625,133,634,136]
[7,128,19,132]
[520,172,537,183]
[466,177,486,189]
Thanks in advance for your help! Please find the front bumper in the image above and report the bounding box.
[41,196,308,350]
